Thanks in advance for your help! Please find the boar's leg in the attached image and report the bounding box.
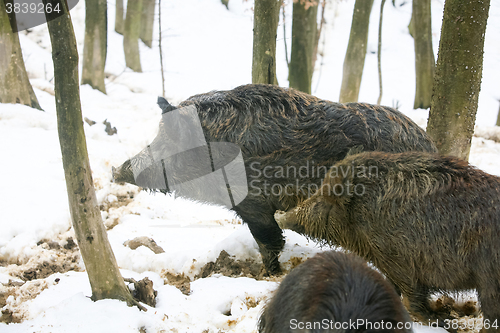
[405,284,455,331]
[233,197,285,275]
[477,282,500,333]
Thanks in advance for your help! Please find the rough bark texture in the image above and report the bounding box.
[0,0,42,110]
[42,0,136,305]
[339,0,374,103]
[140,0,155,48]
[412,0,435,109]
[82,0,108,94]
[115,0,124,35]
[123,0,143,72]
[252,0,281,85]
[427,0,490,161]
[288,0,318,94]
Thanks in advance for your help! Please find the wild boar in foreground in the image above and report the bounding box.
[275,151,500,331]
[259,250,413,333]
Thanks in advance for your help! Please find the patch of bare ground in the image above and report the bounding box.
[408,294,482,333]
[99,186,139,230]
[162,271,191,296]
[0,237,81,323]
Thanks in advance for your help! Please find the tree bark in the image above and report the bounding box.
[377,0,386,105]
[412,0,435,109]
[252,0,281,85]
[496,102,500,126]
[288,0,318,94]
[42,0,138,305]
[82,0,108,94]
[0,0,42,110]
[123,0,143,72]
[140,0,155,48]
[115,0,124,35]
[339,0,374,103]
[427,0,490,161]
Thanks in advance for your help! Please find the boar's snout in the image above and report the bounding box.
[112,159,136,185]
[274,209,304,233]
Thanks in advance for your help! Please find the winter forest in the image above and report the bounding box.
[1,0,500,332]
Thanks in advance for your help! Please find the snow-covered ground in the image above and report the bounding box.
[1,0,500,332]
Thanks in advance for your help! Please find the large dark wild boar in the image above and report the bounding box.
[275,151,500,331]
[259,251,413,333]
[113,84,437,275]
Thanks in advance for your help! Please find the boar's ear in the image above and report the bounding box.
[157,96,177,114]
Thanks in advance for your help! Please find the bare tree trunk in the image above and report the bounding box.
[0,0,42,110]
[427,0,490,161]
[312,0,326,75]
[140,0,155,48]
[115,0,124,35]
[339,0,374,103]
[158,0,165,98]
[377,0,386,105]
[412,0,435,109]
[288,0,318,94]
[42,0,140,306]
[496,102,500,126]
[252,0,281,85]
[82,0,108,94]
[123,0,143,72]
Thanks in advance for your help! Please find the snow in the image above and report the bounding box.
[1,0,500,332]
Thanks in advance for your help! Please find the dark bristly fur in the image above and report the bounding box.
[275,152,500,331]
[259,251,413,333]
[113,84,437,274]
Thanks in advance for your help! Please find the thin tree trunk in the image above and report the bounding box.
[288,0,318,94]
[158,0,165,98]
[339,0,374,103]
[412,0,435,109]
[427,0,490,161]
[0,0,42,110]
[140,0,155,48]
[123,0,143,72]
[283,4,289,68]
[115,0,124,35]
[252,0,281,85]
[377,0,386,105]
[496,102,500,126]
[82,0,108,94]
[312,0,326,75]
[42,0,140,306]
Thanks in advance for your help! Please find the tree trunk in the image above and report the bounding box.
[339,0,374,103]
[288,0,318,94]
[252,0,281,85]
[115,0,124,35]
[123,0,143,72]
[42,0,138,305]
[427,0,490,161]
[412,0,435,109]
[140,0,155,48]
[377,0,386,105]
[82,0,108,94]
[496,102,500,126]
[0,0,42,110]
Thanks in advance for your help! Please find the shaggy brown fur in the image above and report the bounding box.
[113,84,437,275]
[275,152,500,331]
[259,251,413,333]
